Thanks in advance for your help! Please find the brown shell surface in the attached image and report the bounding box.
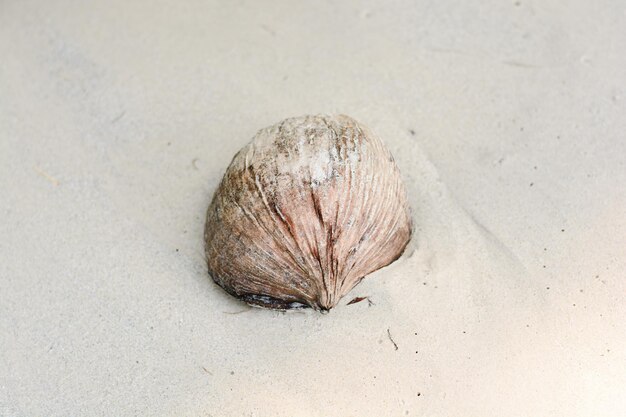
[204,115,412,311]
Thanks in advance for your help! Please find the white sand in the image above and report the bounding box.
[1,0,625,415]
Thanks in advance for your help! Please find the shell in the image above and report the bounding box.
[204,114,412,311]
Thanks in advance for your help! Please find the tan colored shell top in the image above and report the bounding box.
[204,115,412,311]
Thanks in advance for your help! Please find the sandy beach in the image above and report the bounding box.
[1,0,625,415]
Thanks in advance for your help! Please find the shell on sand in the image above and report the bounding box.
[204,114,412,311]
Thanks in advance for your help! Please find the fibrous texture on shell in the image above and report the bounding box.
[204,115,412,311]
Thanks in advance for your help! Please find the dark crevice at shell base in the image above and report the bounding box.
[239,293,311,311]
[227,291,310,311]
[212,273,313,310]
